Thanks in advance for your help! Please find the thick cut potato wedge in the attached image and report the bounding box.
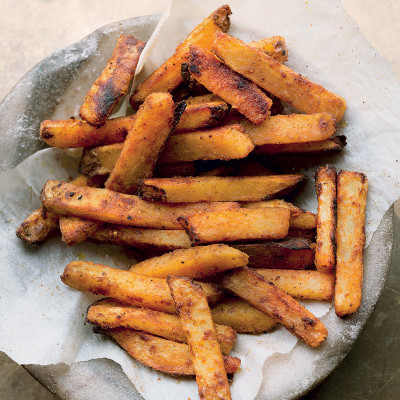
[230,238,315,269]
[87,299,236,354]
[80,35,145,126]
[16,207,59,244]
[40,116,133,148]
[90,225,191,250]
[198,165,236,177]
[213,32,346,121]
[179,207,290,244]
[243,200,317,229]
[129,5,231,107]
[129,244,248,278]
[175,94,229,131]
[168,276,232,400]
[315,165,337,273]
[61,261,223,313]
[79,143,124,177]
[335,170,368,318]
[223,268,328,347]
[211,298,277,333]
[40,180,239,229]
[158,124,254,164]
[249,36,288,62]
[97,328,240,375]
[188,46,272,124]
[242,113,336,146]
[232,160,274,176]
[138,175,305,203]
[254,269,334,300]
[255,136,347,154]
[105,93,175,194]
[154,162,197,178]
[288,227,316,240]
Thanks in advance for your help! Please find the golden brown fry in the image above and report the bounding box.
[90,225,191,250]
[16,207,59,245]
[129,244,248,278]
[158,124,254,164]
[179,207,290,244]
[230,238,315,269]
[211,298,277,333]
[335,170,368,318]
[40,180,239,229]
[105,93,175,194]
[243,200,317,229]
[213,32,346,121]
[315,165,337,273]
[188,45,272,124]
[198,165,235,177]
[154,162,197,178]
[87,299,236,354]
[79,143,123,176]
[223,268,328,347]
[98,328,241,375]
[254,136,347,154]
[139,175,305,203]
[130,5,232,107]
[242,113,337,146]
[249,36,288,62]
[60,217,101,247]
[168,276,232,400]
[80,35,145,126]
[254,269,334,300]
[40,116,133,148]
[175,94,229,131]
[61,261,223,313]
[232,160,274,177]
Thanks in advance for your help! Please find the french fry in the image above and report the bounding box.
[80,35,145,126]
[168,276,232,400]
[223,268,328,347]
[249,36,288,62]
[315,165,337,273]
[97,328,241,375]
[40,116,133,148]
[198,165,235,177]
[230,238,315,269]
[60,217,101,247]
[129,244,248,278]
[242,113,337,146]
[105,93,175,194]
[40,180,240,229]
[232,160,274,176]
[87,299,236,354]
[79,143,124,176]
[138,175,305,203]
[179,207,290,244]
[335,170,368,317]
[254,136,347,154]
[188,45,272,124]
[175,94,230,131]
[129,5,232,107]
[211,298,277,333]
[158,124,254,164]
[61,261,223,313]
[254,269,334,300]
[16,207,59,244]
[154,162,197,178]
[90,225,191,250]
[213,32,346,121]
[243,200,317,229]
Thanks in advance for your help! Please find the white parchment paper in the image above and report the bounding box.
[0,1,400,400]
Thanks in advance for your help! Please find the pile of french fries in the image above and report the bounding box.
[16,5,369,399]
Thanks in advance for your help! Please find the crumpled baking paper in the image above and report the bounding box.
[0,0,400,400]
